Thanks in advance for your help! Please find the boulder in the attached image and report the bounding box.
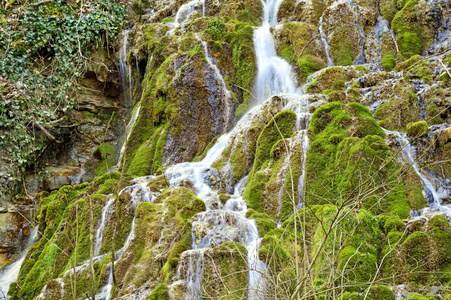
[43,176,72,191]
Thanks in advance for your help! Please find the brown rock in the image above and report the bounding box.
[43,176,71,191]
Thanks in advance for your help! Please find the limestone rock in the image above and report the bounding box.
[43,176,71,191]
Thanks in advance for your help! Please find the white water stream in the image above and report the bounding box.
[0,227,40,298]
[164,0,309,298]
[383,129,451,219]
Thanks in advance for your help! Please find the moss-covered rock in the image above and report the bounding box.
[243,110,297,220]
[306,102,411,217]
[374,80,420,131]
[275,22,327,81]
[391,0,434,59]
[406,121,428,138]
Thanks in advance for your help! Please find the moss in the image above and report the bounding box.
[93,143,117,176]
[391,0,433,59]
[202,242,248,299]
[147,175,168,192]
[354,65,368,74]
[382,53,396,71]
[249,111,296,178]
[381,230,405,282]
[401,164,426,210]
[223,21,256,118]
[402,231,430,283]
[147,284,169,300]
[426,104,445,125]
[374,81,420,131]
[377,214,405,234]
[192,136,218,162]
[395,54,422,72]
[126,126,163,177]
[306,67,347,94]
[276,22,326,81]
[366,285,395,300]
[406,121,428,138]
[329,26,359,66]
[246,209,275,237]
[407,293,429,300]
[243,111,296,218]
[306,102,411,217]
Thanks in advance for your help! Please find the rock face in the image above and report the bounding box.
[43,176,71,191]
[3,0,451,299]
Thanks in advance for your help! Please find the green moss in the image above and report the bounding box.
[306,102,411,217]
[391,0,433,59]
[406,121,428,138]
[246,209,275,237]
[407,293,429,300]
[306,67,347,94]
[402,231,429,283]
[366,285,395,300]
[202,242,248,299]
[426,104,445,125]
[329,27,359,66]
[377,214,405,234]
[243,111,296,218]
[374,81,420,131]
[93,143,117,176]
[382,53,396,71]
[354,65,368,74]
[147,283,169,300]
[276,22,326,81]
[223,21,256,118]
[395,54,422,72]
[147,175,168,192]
[379,0,399,22]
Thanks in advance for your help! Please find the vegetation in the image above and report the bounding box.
[0,0,126,170]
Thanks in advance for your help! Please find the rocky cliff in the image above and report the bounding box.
[0,0,451,299]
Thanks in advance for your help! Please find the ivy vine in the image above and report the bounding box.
[0,0,126,172]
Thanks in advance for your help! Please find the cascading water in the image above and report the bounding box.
[164,0,310,298]
[167,0,206,35]
[0,227,40,297]
[115,103,142,169]
[119,29,131,103]
[253,0,297,101]
[34,176,157,300]
[383,129,451,218]
[319,15,334,67]
[94,197,115,257]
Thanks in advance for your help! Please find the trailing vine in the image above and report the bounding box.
[0,0,126,172]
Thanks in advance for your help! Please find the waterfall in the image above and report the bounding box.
[168,0,206,35]
[164,0,311,298]
[115,103,142,169]
[253,0,298,102]
[318,15,334,67]
[94,197,115,257]
[0,227,40,297]
[119,29,131,104]
[98,266,113,300]
[383,129,451,218]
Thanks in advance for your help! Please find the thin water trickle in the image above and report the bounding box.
[168,0,206,35]
[0,227,40,297]
[94,197,115,257]
[319,15,334,67]
[383,129,451,218]
[119,29,131,102]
